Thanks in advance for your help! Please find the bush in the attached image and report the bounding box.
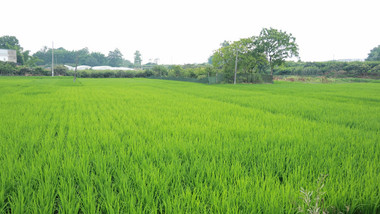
[0,62,17,75]
[32,67,46,75]
[54,65,68,76]
[343,62,370,75]
[370,65,380,73]
[303,66,321,75]
[17,67,32,76]
[275,61,380,78]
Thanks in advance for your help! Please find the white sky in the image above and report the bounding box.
[2,0,380,64]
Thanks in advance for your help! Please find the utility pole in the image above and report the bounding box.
[234,48,238,84]
[73,55,79,82]
[52,41,54,77]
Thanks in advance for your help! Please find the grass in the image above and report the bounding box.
[0,77,379,213]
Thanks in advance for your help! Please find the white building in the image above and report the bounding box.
[64,65,135,71]
[0,49,17,63]
[92,66,134,71]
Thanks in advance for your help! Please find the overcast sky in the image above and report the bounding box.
[2,0,380,64]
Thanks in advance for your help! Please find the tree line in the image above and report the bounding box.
[1,32,380,81]
[0,36,144,68]
[33,47,134,67]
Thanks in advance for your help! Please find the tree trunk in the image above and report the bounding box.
[270,65,274,76]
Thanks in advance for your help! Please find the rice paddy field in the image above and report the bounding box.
[0,76,379,213]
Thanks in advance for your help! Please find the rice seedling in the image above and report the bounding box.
[0,77,379,213]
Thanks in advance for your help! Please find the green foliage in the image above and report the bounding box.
[220,40,230,47]
[151,65,168,76]
[273,61,380,78]
[54,65,68,76]
[0,61,48,76]
[32,47,132,68]
[0,35,20,49]
[211,27,299,82]
[134,50,142,68]
[0,78,379,213]
[212,40,236,72]
[64,69,150,78]
[212,37,270,83]
[0,35,35,65]
[256,28,299,75]
[366,45,380,61]
[89,52,107,66]
[34,47,77,66]
[107,49,123,67]
[168,65,183,77]
[207,55,213,64]
[0,61,17,75]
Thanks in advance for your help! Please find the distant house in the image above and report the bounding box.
[0,49,17,63]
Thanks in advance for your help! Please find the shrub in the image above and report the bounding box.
[54,65,68,76]
[17,67,32,76]
[0,62,16,75]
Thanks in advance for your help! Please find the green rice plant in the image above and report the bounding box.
[0,77,379,213]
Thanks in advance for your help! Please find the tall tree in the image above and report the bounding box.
[256,28,299,75]
[212,42,234,70]
[0,36,20,49]
[75,48,90,65]
[212,40,241,83]
[107,48,123,67]
[122,59,133,68]
[33,46,50,65]
[134,50,142,68]
[220,40,230,47]
[236,37,268,75]
[90,52,107,65]
[0,35,26,64]
[207,55,213,64]
[366,45,380,61]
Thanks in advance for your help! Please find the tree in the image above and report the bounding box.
[107,48,123,67]
[80,52,107,66]
[122,59,133,68]
[366,45,380,61]
[90,52,107,65]
[25,55,42,67]
[212,38,262,82]
[76,48,90,65]
[212,41,233,69]
[236,37,268,74]
[220,40,230,47]
[256,28,299,75]
[134,50,142,68]
[33,46,50,65]
[0,35,26,64]
[0,35,20,49]
[207,55,213,64]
